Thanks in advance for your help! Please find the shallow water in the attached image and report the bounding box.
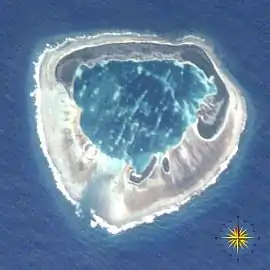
[74,60,217,172]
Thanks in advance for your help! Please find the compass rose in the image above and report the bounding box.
[215,216,260,261]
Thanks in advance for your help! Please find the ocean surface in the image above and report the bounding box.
[1,0,270,269]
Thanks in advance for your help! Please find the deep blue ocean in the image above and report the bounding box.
[1,0,270,269]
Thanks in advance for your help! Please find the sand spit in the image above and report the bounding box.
[32,32,247,234]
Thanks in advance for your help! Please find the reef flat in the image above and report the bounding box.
[33,32,247,233]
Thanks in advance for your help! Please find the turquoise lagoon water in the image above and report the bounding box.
[73,60,217,172]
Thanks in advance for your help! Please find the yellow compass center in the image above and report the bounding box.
[222,226,255,255]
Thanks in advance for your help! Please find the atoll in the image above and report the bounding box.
[32,33,247,234]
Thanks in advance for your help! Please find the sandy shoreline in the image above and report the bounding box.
[32,32,247,234]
